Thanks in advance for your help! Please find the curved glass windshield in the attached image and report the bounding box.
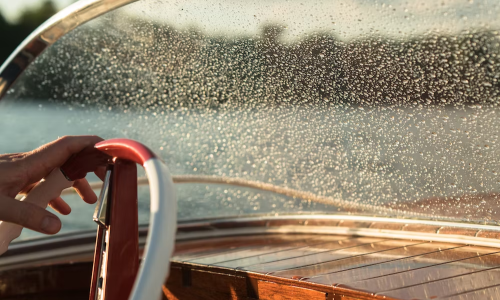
[2,0,500,239]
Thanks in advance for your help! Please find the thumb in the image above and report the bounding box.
[0,195,61,234]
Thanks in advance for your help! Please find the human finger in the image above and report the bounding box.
[49,197,71,215]
[73,178,98,204]
[0,153,24,162]
[18,182,37,195]
[94,166,107,181]
[22,135,104,184]
[0,195,61,234]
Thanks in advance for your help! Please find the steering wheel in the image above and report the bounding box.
[0,139,177,300]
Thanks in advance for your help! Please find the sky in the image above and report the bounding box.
[1,0,499,40]
[0,0,73,23]
[124,0,500,41]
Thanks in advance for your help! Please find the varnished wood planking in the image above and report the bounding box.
[257,239,425,277]
[187,239,321,265]
[168,233,500,299]
[379,267,500,299]
[173,234,310,260]
[272,241,436,279]
[440,284,500,300]
[173,234,348,263]
[257,281,326,300]
[333,249,500,299]
[215,238,355,269]
[244,238,385,274]
[305,242,464,285]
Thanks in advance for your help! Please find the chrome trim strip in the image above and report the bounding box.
[176,226,500,249]
[183,214,500,232]
[0,0,137,99]
[174,215,500,247]
[93,169,112,227]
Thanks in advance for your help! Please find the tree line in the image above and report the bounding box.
[6,14,500,108]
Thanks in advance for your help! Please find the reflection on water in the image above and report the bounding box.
[0,101,327,240]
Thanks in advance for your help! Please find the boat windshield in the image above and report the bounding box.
[1,0,500,240]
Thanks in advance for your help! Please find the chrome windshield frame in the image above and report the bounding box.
[0,0,137,100]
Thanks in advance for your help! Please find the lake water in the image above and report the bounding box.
[1,99,500,240]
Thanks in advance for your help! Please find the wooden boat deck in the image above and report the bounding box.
[3,217,500,299]
[166,234,500,300]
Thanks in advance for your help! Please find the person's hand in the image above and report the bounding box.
[0,136,105,234]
